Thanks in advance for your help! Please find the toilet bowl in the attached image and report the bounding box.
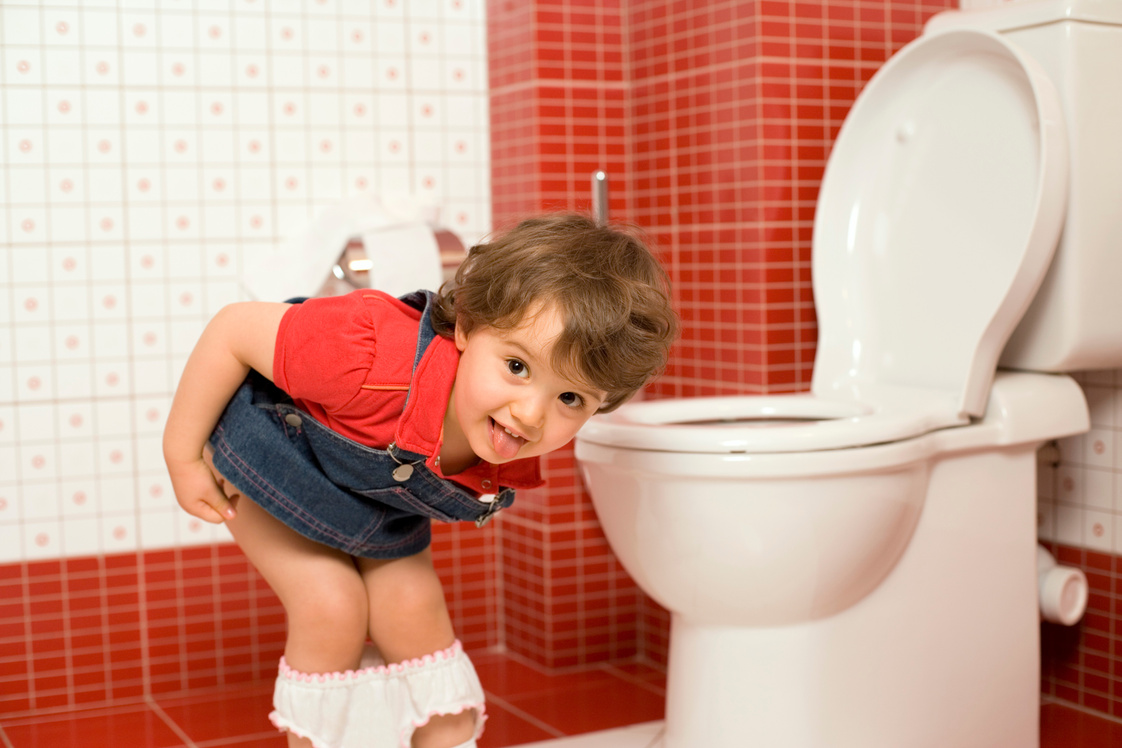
[576,2,1122,746]
[578,376,1085,631]
[578,373,1086,747]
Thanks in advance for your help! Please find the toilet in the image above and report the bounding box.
[574,2,1122,747]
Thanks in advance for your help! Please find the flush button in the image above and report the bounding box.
[284,414,303,428]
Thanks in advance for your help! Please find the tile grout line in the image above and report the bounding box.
[483,691,567,741]
[599,663,667,698]
[145,695,200,748]
[1043,697,1122,727]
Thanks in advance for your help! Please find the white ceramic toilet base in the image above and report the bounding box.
[658,447,1042,748]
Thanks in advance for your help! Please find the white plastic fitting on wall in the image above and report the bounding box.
[1036,544,1088,626]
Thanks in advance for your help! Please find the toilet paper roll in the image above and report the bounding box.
[241,195,443,302]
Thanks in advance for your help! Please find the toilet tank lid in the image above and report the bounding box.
[928,0,1122,33]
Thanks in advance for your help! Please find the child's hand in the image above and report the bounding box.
[168,458,237,524]
[161,301,288,524]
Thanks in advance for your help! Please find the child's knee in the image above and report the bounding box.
[394,565,447,614]
[364,553,448,616]
[312,591,368,631]
[290,581,369,641]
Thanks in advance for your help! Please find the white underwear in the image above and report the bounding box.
[270,640,485,748]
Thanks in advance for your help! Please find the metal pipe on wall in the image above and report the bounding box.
[592,170,609,225]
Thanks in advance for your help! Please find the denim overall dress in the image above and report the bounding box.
[207,291,514,559]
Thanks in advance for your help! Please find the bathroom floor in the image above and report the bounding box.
[0,650,1118,747]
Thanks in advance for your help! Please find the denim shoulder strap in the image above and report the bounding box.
[396,289,440,408]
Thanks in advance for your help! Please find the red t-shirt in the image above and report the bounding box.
[272,290,543,496]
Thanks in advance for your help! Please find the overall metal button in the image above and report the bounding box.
[475,491,501,527]
[392,464,414,482]
[284,414,303,428]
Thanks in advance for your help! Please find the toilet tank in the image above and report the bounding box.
[928,0,1122,372]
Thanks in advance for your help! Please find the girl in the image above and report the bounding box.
[164,214,677,748]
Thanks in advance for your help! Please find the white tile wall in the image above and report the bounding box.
[1038,371,1122,555]
[0,0,491,562]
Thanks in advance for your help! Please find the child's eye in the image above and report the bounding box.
[506,359,528,378]
[559,392,585,409]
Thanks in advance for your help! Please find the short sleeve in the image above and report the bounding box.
[273,292,379,412]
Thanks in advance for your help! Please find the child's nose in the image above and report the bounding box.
[510,394,547,432]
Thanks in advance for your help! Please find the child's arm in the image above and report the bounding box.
[163,302,290,523]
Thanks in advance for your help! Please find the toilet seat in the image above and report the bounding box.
[580,29,1069,456]
[578,383,961,454]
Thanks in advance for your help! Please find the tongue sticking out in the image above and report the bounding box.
[490,418,526,460]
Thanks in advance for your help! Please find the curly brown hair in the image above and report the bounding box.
[432,214,677,412]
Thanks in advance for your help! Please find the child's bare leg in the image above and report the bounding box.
[358,550,477,748]
[224,494,370,747]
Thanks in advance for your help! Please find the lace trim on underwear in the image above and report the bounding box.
[276,639,464,683]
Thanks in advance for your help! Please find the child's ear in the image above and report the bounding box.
[454,320,469,351]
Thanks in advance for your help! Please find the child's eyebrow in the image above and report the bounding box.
[501,338,557,376]
[502,338,539,362]
[503,338,605,402]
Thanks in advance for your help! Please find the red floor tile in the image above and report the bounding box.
[479,699,562,747]
[202,738,286,748]
[503,676,665,736]
[1,703,186,748]
[473,652,631,702]
[154,684,279,744]
[5,660,1120,748]
[1041,702,1122,748]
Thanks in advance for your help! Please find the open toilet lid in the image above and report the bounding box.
[810,28,1069,419]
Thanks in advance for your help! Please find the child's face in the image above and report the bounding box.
[450,303,606,465]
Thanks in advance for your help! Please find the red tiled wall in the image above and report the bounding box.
[0,548,269,716]
[632,0,958,399]
[0,524,497,717]
[489,0,641,669]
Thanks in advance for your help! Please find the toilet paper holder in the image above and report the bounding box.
[320,227,467,297]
